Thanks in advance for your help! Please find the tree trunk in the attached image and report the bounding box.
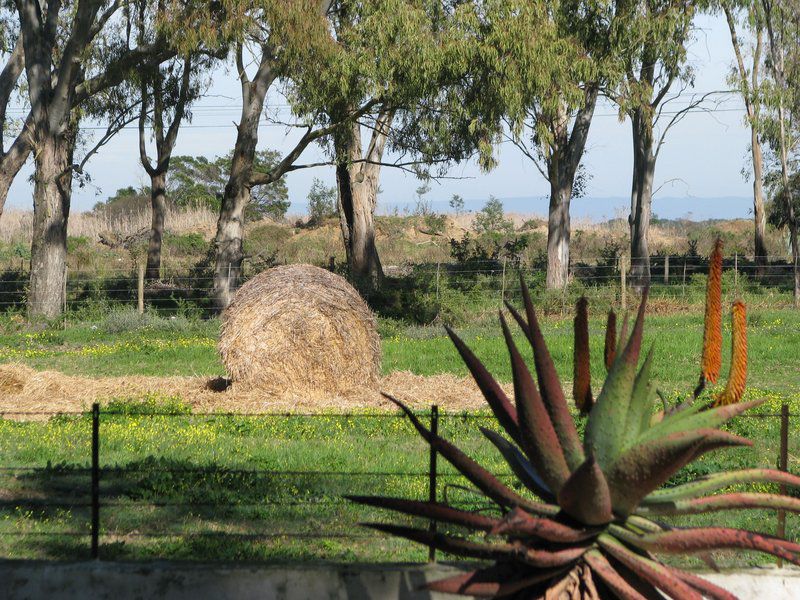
[336,120,383,288]
[27,130,75,319]
[546,182,571,289]
[146,170,167,281]
[211,51,274,311]
[629,112,655,290]
[751,125,768,275]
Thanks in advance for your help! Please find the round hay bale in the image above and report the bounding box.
[219,264,381,395]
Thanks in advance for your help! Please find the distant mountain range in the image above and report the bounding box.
[373,196,756,222]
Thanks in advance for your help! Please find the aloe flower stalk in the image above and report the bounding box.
[715,301,748,407]
[351,270,800,599]
[700,239,724,388]
[603,309,616,372]
[573,297,593,414]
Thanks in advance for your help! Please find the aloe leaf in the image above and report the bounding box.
[583,550,652,600]
[479,427,554,501]
[426,565,564,598]
[622,345,656,449]
[666,567,738,600]
[500,313,570,492]
[612,525,800,566]
[639,492,800,518]
[641,398,764,444]
[505,294,585,470]
[557,454,613,526]
[604,310,617,372]
[606,429,751,515]
[364,523,517,561]
[345,496,498,531]
[585,291,648,470]
[598,534,703,600]
[643,468,800,504]
[383,394,558,515]
[491,506,600,543]
[445,325,521,445]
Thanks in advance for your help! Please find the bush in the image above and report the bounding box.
[306,178,337,226]
[473,196,513,236]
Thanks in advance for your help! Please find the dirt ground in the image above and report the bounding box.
[0,363,502,419]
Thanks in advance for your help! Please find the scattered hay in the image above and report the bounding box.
[0,364,507,420]
[219,264,381,397]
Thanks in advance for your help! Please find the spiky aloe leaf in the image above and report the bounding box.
[345,496,498,532]
[365,523,518,561]
[479,427,554,502]
[622,345,656,449]
[639,399,765,444]
[573,297,593,414]
[506,291,585,470]
[604,310,617,372]
[444,325,521,445]
[640,492,800,517]
[557,454,613,526]
[598,534,703,600]
[585,291,648,470]
[643,468,800,504]
[491,506,600,543]
[584,550,653,600]
[666,567,738,600]
[425,565,566,598]
[383,394,557,515]
[606,429,751,515]
[500,313,571,492]
[614,526,800,565]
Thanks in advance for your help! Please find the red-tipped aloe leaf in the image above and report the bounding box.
[585,291,648,470]
[643,468,800,504]
[365,523,516,561]
[505,297,585,471]
[491,506,601,543]
[639,492,800,518]
[557,454,614,526]
[598,534,703,600]
[604,310,618,372]
[426,565,565,598]
[573,297,593,414]
[606,429,751,515]
[500,313,571,492]
[345,496,498,532]
[479,427,554,501]
[444,325,521,445]
[584,550,651,600]
[615,526,800,566]
[666,567,738,600]
[383,394,558,515]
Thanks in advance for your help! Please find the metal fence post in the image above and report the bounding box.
[428,404,439,563]
[777,404,789,566]
[500,258,507,306]
[91,403,100,560]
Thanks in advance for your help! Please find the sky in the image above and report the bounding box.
[3,12,763,222]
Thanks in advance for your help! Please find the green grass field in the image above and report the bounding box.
[0,306,798,564]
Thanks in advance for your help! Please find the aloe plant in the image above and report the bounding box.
[350,245,800,598]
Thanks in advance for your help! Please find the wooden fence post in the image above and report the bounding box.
[137,263,145,315]
[664,254,669,285]
[620,255,627,311]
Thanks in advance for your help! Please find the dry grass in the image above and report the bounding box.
[0,206,219,244]
[0,363,496,419]
[219,264,381,395]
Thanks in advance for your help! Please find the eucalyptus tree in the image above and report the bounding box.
[760,0,799,304]
[15,0,175,318]
[496,0,620,290]
[721,1,768,275]
[0,14,32,216]
[608,0,700,288]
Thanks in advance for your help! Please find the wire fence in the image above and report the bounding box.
[1,253,799,318]
[0,404,795,565]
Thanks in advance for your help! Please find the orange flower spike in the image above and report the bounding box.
[715,301,748,407]
[573,297,593,414]
[701,239,723,384]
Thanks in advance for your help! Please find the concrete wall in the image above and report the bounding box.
[1,561,798,599]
